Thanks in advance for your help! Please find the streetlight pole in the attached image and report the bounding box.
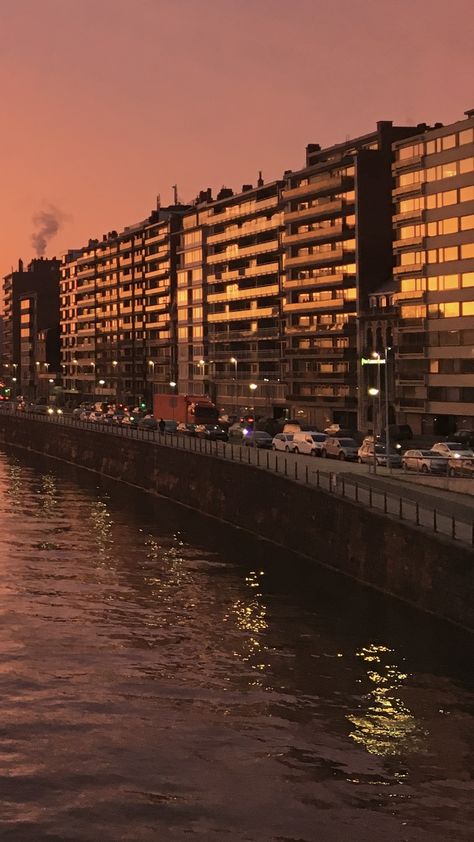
[384,346,391,470]
[230,357,238,411]
[368,387,379,474]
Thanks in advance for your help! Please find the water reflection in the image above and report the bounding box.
[224,569,271,685]
[347,643,426,756]
[90,498,114,562]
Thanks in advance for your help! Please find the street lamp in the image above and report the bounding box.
[368,387,379,474]
[371,351,382,428]
[169,380,177,390]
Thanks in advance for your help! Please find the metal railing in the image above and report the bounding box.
[1,404,473,547]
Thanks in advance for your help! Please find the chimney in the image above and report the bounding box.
[241,184,253,192]
[257,171,264,187]
[306,143,321,155]
[18,258,24,272]
[217,187,234,201]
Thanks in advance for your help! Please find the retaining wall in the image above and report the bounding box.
[0,414,473,631]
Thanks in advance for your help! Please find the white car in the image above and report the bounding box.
[272,433,295,452]
[431,441,474,459]
[292,431,328,456]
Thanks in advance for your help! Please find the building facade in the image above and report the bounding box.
[393,109,474,435]
[60,206,187,405]
[2,257,61,400]
[281,121,422,430]
[177,180,286,416]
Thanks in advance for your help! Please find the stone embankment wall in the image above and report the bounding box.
[0,414,473,631]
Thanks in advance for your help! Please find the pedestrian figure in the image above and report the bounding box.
[159,417,166,435]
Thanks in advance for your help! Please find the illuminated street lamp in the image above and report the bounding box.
[249,383,258,391]
[169,380,177,391]
[368,387,379,474]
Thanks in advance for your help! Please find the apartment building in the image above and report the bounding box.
[393,109,474,435]
[2,257,61,400]
[177,180,286,415]
[282,121,420,430]
[60,206,187,405]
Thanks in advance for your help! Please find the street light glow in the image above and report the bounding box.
[249,383,258,391]
[368,387,379,396]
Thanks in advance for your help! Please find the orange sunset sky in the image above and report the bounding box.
[1,0,473,282]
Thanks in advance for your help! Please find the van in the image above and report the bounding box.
[292,431,328,456]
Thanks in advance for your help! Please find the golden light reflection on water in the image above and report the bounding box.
[38,472,58,515]
[224,570,270,685]
[7,460,22,505]
[90,499,114,562]
[347,643,426,757]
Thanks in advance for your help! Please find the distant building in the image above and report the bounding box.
[393,109,474,435]
[1,258,61,400]
[60,207,188,405]
[177,180,286,415]
[357,279,398,433]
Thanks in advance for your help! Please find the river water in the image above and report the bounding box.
[0,446,472,842]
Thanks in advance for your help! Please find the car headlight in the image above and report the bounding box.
[395,443,401,449]
[47,408,54,414]
[57,409,63,415]
[454,453,461,459]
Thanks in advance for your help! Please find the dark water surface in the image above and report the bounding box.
[0,447,472,842]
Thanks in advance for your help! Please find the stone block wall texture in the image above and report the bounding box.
[0,414,473,631]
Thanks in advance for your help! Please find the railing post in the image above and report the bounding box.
[369,487,373,507]
[317,469,320,487]
[433,509,437,532]
[247,447,251,464]
[275,456,278,473]
[257,448,260,467]
[266,451,269,469]
[284,457,287,476]
[384,491,387,514]
[294,461,298,481]
[399,497,403,519]
[451,516,455,540]
[305,465,309,484]
[341,476,345,497]
[416,502,419,526]
[355,482,359,502]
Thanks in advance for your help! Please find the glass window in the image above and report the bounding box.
[462,272,474,287]
[444,246,459,261]
[461,243,474,259]
[442,135,456,150]
[459,128,474,145]
[460,186,474,202]
[444,302,460,317]
[461,215,474,231]
[460,157,474,174]
[462,302,474,316]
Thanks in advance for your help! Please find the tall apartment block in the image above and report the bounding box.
[60,206,187,405]
[282,121,420,430]
[2,257,61,400]
[393,109,474,435]
[177,180,286,414]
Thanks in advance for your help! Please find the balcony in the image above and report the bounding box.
[284,272,345,290]
[208,326,279,342]
[283,174,344,201]
[285,248,344,269]
[208,306,279,323]
[284,298,345,313]
[208,197,278,224]
[284,199,344,224]
[206,218,281,245]
[283,223,344,247]
[393,181,423,199]
[207,239,279,265]
[207,283,279,304]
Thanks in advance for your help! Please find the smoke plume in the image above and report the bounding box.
[31,204,69,257]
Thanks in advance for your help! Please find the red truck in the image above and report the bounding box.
[152,394,218,425]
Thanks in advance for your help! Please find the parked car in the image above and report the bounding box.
[195,424,228,441]
[292,431,328,456]
[322,437,359,461]
[447,457,474,478]
[452,429,474,448]
[272,433,295,452]
[138,416,158,431]
[176,422,197,436]
[358,442,402,468]
[242,431,273,449]
[402,449,448,474]
[431,441,474,459]
[228,422,251,440]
